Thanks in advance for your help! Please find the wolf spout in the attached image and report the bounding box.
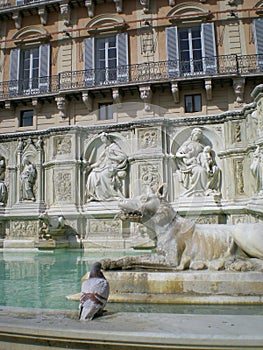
[101,184,263,271]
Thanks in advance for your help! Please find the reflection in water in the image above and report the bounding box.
[1,249,263,315]
[0,249,115,310]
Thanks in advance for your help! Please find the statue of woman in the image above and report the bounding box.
[86,133,128,202]
[250,146,263,195]
[175,128,221,197]
[20,156,37,201]
[0,156,7,206]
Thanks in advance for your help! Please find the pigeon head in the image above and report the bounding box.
[89,261,105,279]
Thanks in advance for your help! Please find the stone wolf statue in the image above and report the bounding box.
[101,184,263,272]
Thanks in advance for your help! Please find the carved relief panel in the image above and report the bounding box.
[54,136,72,157]
[137,127,161,151]
[86,219,121,238]
[54,171,72,203]
[234,158,245,195]
[9,220,38,238]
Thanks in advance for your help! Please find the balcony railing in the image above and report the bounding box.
[0,54,262,101]
[0,0,59,9]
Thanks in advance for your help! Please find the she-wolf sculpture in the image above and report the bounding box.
[101,184,263,272]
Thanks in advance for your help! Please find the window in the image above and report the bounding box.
[96,37,117,83]
[19,110,33,127]
[166,23,216,78]
[21,48,39,91]
[84,33,128,86]
[185,94,202,113]
[99,103,113,120]
[254,18,263,71]
[179,27,202,74]
[9,44,50,96]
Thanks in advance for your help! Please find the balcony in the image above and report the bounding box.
[0,54,262,101]
[0,0,61,9]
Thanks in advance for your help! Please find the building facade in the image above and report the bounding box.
[0,0,263,248]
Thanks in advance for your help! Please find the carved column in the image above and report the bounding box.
[17,138,24,202]
[139,85,152,111]
[36,136,44,203]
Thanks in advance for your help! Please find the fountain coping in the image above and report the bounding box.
[0,306,262,349]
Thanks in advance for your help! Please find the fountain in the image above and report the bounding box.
[1,90,263,348]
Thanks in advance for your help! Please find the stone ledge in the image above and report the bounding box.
[0,307,263,350]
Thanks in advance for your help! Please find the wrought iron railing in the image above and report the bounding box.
[0,0,59,9]
[0,54,262,100]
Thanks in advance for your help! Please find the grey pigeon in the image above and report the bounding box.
[79,262,110,321]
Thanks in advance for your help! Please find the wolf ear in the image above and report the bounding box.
[157,183,167,199]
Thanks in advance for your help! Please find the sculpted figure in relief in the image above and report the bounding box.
[250,146,263,195]
[86,132,128,202]
[175,128,221,197]
[0,156,7,206]
[20,156,37,201]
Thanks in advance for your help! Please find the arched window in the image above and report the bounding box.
[166,3,216,77]
[9,26,50,96]
[84,14,129,86]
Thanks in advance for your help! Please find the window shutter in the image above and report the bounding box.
[9,48,20,96]
[39,44,50,93]
[84,37,95,86]
[117,32,129,82]
[254,18,263,71]
[201,23,217,75]
[166,26,179,78]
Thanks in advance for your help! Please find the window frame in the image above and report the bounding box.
[184,94,202,113]
[98,102,114,121]
[18,109,34,128]
[9,43,50,97]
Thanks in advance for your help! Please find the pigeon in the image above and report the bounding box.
[79,261,110,321]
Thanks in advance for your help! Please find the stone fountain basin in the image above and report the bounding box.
[67,270,263,304]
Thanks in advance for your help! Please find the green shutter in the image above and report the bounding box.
[201,23,217,75]
[9,48,20,96]
[84,37,95,86]
[166,26,179,78]
[254,18,263,71]
[117,32,129,82]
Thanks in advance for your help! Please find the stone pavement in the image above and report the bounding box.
[0,306,263,349]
